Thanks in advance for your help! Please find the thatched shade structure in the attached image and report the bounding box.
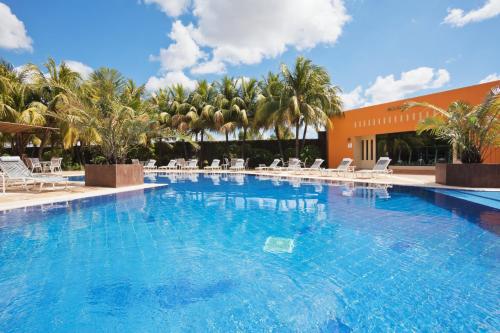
[0,121,58,134]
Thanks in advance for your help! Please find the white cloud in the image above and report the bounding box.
[143,0,190,17]
[341,67,451,110]
[145,0,350,75]
[145,70,196,92]
[64,60,93,79]
[192,0,350,68]
[191,59,225,75]
[0,2,33,51]
[364,67,450,105]
[340,86,365,110]
[479,73,500,83]
[443,0,500,27]
[150,20,204,72]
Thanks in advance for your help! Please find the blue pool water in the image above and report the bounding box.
[1,174,499,332]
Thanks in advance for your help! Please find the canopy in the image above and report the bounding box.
[0,121,58,134]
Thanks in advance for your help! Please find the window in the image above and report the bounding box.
[365,140,369,160]
[370,140,374,160]
[376,131,451,166]
[361,140,364,160]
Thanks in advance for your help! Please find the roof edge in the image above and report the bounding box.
[342,80,500,113]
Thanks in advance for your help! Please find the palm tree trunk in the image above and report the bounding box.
[199,129,204,163]
[242,127,247,159]
[183,140,188,159]
[295,122,300,158]
[300,122,308,153]
[225,131,229,155]
[16,133,29,157]
[275,125,284,158]
[452,142,459,163]
[39,130,53,159]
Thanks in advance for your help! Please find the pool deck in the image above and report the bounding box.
[0,169,497,212]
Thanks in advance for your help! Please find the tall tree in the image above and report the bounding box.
[34,58,84,158]
[280,56,343,157]
[190,80,217,143]
[255,72,288,158]
[214,76,239,146]
[51,68,153,164]
[0,61,47,155]
[232,77,259,159]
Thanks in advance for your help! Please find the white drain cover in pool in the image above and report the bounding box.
[263,237,295,253]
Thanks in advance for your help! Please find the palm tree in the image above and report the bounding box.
[51,68,153,164]
[402,87,499,163]
[0,61,47,155]
[190,80,217,143]
[33,58,84,158]
[148,88,171,124]
[255,72,289,158]
[232,77,259,159]
[168,84,197,133]
[214,76,239,146]
[280,56,343,157]
[168,84,198,157]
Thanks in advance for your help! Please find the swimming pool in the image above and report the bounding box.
[1,174,498,331]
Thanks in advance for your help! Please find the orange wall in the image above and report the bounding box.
[327,80,500,167]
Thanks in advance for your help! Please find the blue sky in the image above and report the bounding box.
[1,0,499,110]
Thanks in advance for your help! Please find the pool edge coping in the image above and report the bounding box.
[0,183,167,212]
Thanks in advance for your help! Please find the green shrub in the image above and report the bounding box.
[248,148,274,167]
[91,156,107,165]
[300,145,321,166]
[128,145,155,162]
[284,147,295,160]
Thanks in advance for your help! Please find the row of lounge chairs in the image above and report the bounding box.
[0,156,68,192]
[255,157,393,178]
[140,156,392,178]
[158,159,199,170]
[154,158,248,171]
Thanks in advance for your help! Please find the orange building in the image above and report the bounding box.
[327,81,500,174]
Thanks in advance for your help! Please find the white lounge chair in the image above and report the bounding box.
[220,158,230,170]
[355,157,393,178]
[321,158,354,177]
[229,159,245,171]
[256,159,281,171]
[204,159,221,170]
[0,156,68,191]
[143,159,157,170]
[176,158,186,169]
[182,159,198,170]
[285,158,302,170]
[131,159,140,165]
[0,171,4,194]
[297,159,324,173]
[159,160,177,170]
